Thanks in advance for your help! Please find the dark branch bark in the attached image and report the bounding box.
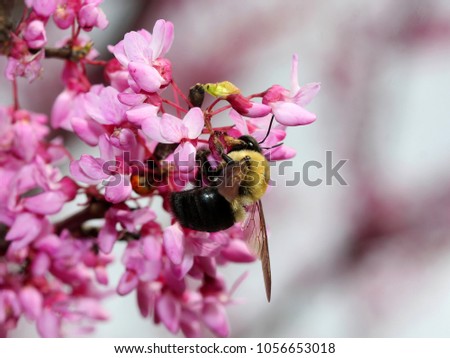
[54,200,112,236]
[0,0,15,55]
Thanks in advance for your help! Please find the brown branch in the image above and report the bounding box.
[54,199,112,236]
[0,224,9,256]
[44,46,73,60]
[0,0,15,55]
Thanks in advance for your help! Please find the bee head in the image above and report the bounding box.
[229,135,262,153]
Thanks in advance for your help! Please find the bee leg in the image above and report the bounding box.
[221,153,234,164]
[240,155,253,169]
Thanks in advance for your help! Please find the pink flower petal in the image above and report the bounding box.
[142,236,162,262]
[123,31,152,63]
[172,251,194,279]
[95,8,108,30]
[30,0,57,17]
[272,101,316,126]
[118,93,147,106]
[24,20,47,49]
[183,107,204,139]
[84,91,106,124]
[51,90,74,130]
[290,53,300,94]
[163,224,185,265]
[137,282,155,318]
[71,116,104,146]
[78,5,100,30]
[69,160,101,185]
[19,286,43,320]
[266,145,296,161]
[181,311,202,338]
[126,103,158,126]
[31,252,50,276]
[110,128,136,150]
[6,213,41,249]
[128,62,163,93]
[77,155,109,180]
[156,292,181,333]
[151,19,174,59]
[58,176,78,201]
[160,113,185,143]
[174,142,196,172]
[75,298,109,321]
[104,174,132,204]
[98,134,115,162]
[23,191,66,215]
[202,301,229,337]
[111,40,128,67]
[98,86,127,125]
[95,267,109,285]
[229,109,249,135]
[220,239,256,262]
[98,219,117,254]
[53,5,75,29]
[117,270,139,295]
[294,82,321,107]
[37,308,61,338]
[13,121,38,162]
[244,102,272,118]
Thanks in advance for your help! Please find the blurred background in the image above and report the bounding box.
[3,0,450,337]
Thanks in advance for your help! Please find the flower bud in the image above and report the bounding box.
[24,20,47,49]
[204,81,240,97]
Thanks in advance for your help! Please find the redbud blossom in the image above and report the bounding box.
[263,54,320,126]
[23,20,47,49]
[142,107,204,172]
[0,12,319,338]
[112,20,174,92]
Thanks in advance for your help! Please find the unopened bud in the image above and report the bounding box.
[204,81,240,98]
[188,84,205,108]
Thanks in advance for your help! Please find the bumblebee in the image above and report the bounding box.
[170,135,272,301]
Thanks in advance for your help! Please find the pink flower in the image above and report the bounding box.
[25,0,57,17]
[84,86,130,126]
[78,3,108,31]
[10,109,49,162]
[19,286,43,320]
[263,54,320,126]
[229,110,296,161]
[70,135,133,204]
[142,107,204,171]
[5,213,44,251]
[226,93,272,118]
[163,224,229,279]
[117,236,162,295]
[23,20,47,49]
[112,20,174,92]
[53,2,75,29]
[98,207,157,254]
[5,50,44,82]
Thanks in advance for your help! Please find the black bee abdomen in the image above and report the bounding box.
[170,187,235,232]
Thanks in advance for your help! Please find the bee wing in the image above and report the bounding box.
[243,200,272,302]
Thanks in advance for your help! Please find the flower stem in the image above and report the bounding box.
[162,98,187,114]
[12,78,19,110]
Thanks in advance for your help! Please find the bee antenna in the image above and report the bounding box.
[258,115,275,145]
[261,142,283,150]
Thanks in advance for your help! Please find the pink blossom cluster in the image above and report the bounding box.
[0,106,111,337]
[5,0,107,82]
[1,3,319,337]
